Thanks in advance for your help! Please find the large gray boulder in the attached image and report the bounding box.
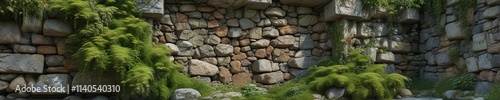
[399,8,419,23]
[176,41,194,56]
[199,45,216,57]
[446,22,464,40]
[171,88,201,100]
[483,5,500,19]
[475,82,491,95]
[0,54,44,73]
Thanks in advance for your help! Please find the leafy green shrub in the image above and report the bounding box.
[48,0,213,99]
[433,73,477,97]
[485,83,500,99]
[241,84,267,97]
[0,0,47,21]
[362,0,424,15]
[450,73,477,90]
[304,48,409,99]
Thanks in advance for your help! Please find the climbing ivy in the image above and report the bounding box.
[48,0,212,99]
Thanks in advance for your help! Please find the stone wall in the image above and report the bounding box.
[2,0,499,99]
[160,0,331,86]
[0,17,76,98]
[418,0,500,94]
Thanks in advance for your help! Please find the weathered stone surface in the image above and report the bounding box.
[199,45,216,57]
[271,35,295,48]
[219,67,232,83]
[475,82,491,95]
[399,8,419,23]
[245,10,261,22]
[478,54,493,70]
[188,34,205,47]
[186,11,202,18]
[280,0,330,7]
[227,19,240,27]
[215,44,233,56]
[7,75,25,92]
[165,43,179,55]
[239,18,255,30]
[215,26,228,37]
[33,74,70,94]
[265,7,286,17]
[446,22,464,40]
[0,22,21,44]
[447,0,459,6]
[205,35,221,45]
[288,57,320,69]
[180,5,196,12]
[232,53,247,61]
[43,19,72,37]
[473,33,488,51]
[294,50,312,57]
[376,52,395,63]
[255,49,267,58]
[325,88,345,99]
[45,55,64,67]
[252,59,273,72]
[298,15,318,26]
[270,17,287,26]
[254,71,283,84]
[0,80,7,92]
[228,28,243,38]
[138,0,163,18]
[12,45,36,53]
[262,27,279,38]
[188,19,207,29]
[323,0,363,21]
[176,41,194,56]
[390,41,411,53]
[492,55,500,68]
[249,27,262,39]
[232,72,252,87]
[250,39,270,48]
[435,53,451,66]
[160,15,173,25]
[0,74,17,81]
[171,88,201,100]
[21,16,42,33]
[488,0,500,5]
[480,70,495,82]
[176,13,188,23]
[484,6,500,19]
[207,0,246,9]
[466,57,479,72]
[297,7,313,14]
[299,35,314,49]
[230,61,242,73]
[207,20,219,28]
[245,0,272,10]
[175,23,191,30]
[217,57,231,66]
[189,60,219,76]
[279,26,296,35]
[0,54,44,73]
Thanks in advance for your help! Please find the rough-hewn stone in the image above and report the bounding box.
[0,54,44,73]
[0,22,21,44]
[253,71,284,84]
[189,60,219,76]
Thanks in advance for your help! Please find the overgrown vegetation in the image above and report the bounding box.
[46,0,212,99]
[485,83,500,99]
[457,0,475,41]
[409,73,477,97]
[362,0,424,15]
[0,0,47,22]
